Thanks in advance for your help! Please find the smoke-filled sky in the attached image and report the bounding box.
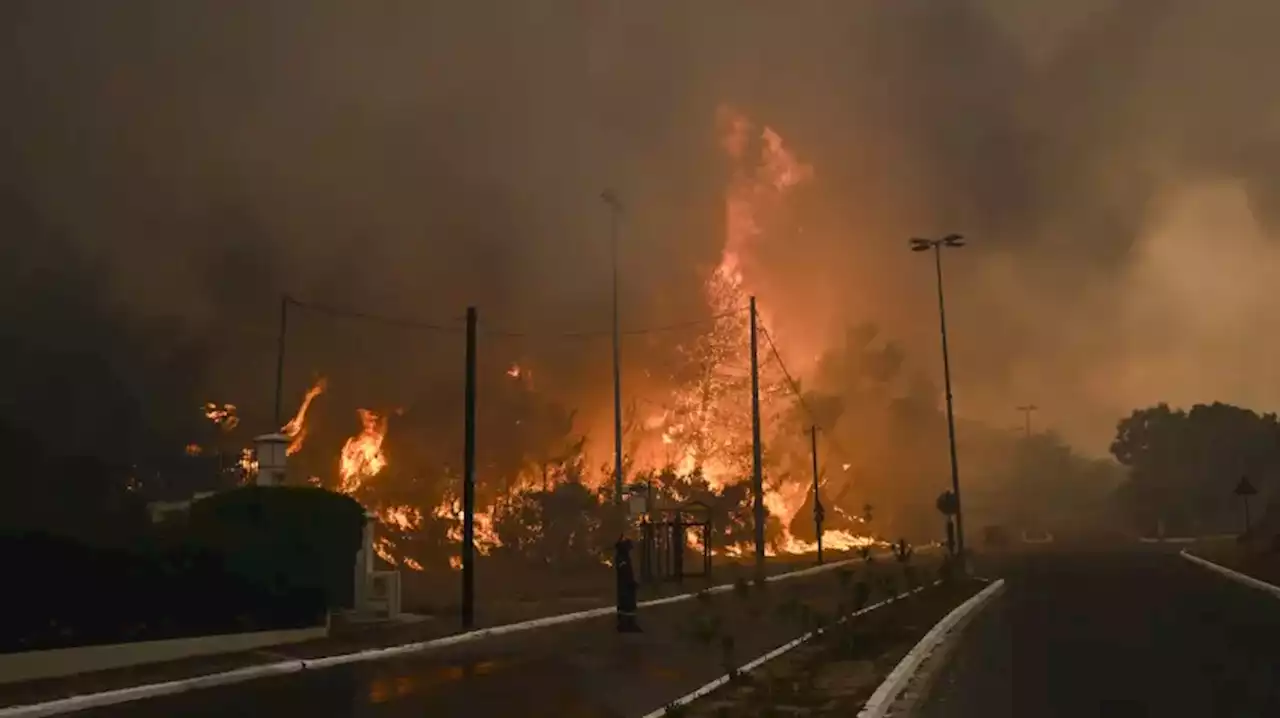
[3,0,1280,459]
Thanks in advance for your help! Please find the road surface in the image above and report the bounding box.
[63,565,867,718]
[918,546,1280,717]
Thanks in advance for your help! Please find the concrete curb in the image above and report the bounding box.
[1179,549,1280,600]
[857,578,1006,718]
[0,624,330,686]
[0,557,867,717]
[638,580,942,718]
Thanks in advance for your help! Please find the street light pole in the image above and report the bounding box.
[1015,404,1038,440]
[601,190,625,505]
[910,234,967,558]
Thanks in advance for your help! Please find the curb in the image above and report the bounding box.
[638,581,942,718]
[0,556,867,717]
[857,578,1006,718]
[1179,549,1280,600]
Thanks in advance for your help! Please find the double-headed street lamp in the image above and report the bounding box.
[910,233,967,557]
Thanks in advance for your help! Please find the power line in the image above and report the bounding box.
[478,307,750,340]
[287,296,749,341]
[756,321,858,474]
[287,296,465,333]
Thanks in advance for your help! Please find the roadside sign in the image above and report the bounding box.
[1235,476,1258,497]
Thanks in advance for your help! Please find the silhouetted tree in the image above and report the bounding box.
[1110,402,1280,534]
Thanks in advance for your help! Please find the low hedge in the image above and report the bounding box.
[1,486,366,653]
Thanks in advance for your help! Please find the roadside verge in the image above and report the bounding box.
[640,575,998,718]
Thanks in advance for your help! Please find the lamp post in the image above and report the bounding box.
[601,189,625,505]
[910,233,967,557]
[1015,404,1038,440]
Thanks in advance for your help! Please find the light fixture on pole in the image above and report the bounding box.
[910,232,966,557]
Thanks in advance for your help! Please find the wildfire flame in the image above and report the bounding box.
[432,493,501,571]
[191,107,876,572]
[202,403,239,431]
[338,409,388,495]
[281,377,326,456]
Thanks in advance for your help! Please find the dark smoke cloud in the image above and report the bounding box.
[2,0,1279,467]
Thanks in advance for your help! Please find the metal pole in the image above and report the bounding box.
[273,295,289,428]
[462,307,477,629]
[934,247,965,558]
[1016,404,1037,440]
[811,425,822,565]
[749,296,765,573]
[604,191,625,505]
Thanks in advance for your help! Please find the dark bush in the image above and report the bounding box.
[187,486,366,614]
[2,486,365,653]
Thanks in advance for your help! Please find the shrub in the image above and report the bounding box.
[188,486,366,615]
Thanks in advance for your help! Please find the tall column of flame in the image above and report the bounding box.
[281,378,327,455]
[657,106,811,494]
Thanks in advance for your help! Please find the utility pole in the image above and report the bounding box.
[811,425,823,565]
[749,296,765,575]
[273,295,290,428]
[910,234,967,558]
[1015,404,1038,440]
[461,307,477,630]
[601,190,625,505]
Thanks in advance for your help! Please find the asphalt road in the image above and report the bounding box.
[63,565,871,718]
[918,546,1280,717]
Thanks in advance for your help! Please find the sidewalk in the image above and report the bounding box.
[0,551,876,713]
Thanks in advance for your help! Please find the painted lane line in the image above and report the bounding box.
[0,557,868,718]
[1180,550,1280,600]
[637,581,943,718]
[857,578,1006,718]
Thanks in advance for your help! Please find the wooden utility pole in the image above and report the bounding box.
[749,296,765,575]
[273,295,290,428]
[601,190,625,505]
[811,425,823,565]
[462,307,478,629]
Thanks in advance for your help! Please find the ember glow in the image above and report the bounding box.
[202,403,239,432]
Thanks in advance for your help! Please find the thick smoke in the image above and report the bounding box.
[2,0,1279,472]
